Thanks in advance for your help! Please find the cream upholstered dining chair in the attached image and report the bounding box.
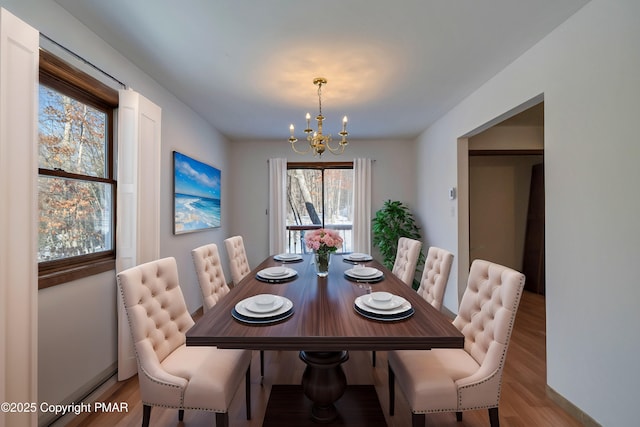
[192,242,266,379]
[372,245,453,368]
[191,243,230,313]
[392,237,423,286]
[224,235,251,286]
[416,246,454,311]
[388,259,525,427]
[117,257,252,427]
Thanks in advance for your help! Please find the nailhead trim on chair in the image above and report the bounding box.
[457,370,501,410]
[403,262,525,416]
[457,273,524,411]
[120,275,234,415]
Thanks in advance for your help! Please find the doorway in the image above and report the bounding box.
[456,98,545,298]
[466,102,544,287]
[468,152,544,293]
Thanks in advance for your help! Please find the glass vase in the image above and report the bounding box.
[314,251,331,277]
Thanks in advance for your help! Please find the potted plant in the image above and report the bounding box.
[371,200,424,288]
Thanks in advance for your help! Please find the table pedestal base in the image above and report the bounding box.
[299,350,349,423]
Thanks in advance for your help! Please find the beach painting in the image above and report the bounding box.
[173,151,221,234]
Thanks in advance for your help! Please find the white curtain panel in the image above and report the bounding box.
[353,158,372,253]
[116,89,161,380]
[269,158,288,254]
[0,8,39,418]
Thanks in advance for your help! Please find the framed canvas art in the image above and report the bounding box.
[173,151,221,234]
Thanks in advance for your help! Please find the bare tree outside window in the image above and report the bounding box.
[286,164,353,253]
[38,85,114,262]
[37,49,118,288]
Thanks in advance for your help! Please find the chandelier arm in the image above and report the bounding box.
[290,139,312,154]
[324,138,348,155]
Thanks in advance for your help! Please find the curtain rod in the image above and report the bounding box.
[267,159,376,163]
[40,33,127,89]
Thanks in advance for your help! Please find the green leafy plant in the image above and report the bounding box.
[371,200,424,287]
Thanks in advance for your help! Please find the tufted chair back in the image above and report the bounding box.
[117,257,253,427]
[192,243,230,312]
[416,246,453,311]
[452,259,525,407]
[388,259,525,426]
[224,235,251,286]
[391,237,422,286]
[118,257,194,366]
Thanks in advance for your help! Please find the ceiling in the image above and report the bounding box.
[55,0,587,141]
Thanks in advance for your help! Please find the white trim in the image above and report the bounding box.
[116,88,161,380]
[0,8,39,426]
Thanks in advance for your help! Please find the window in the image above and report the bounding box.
[286,162,353,253]
[38,50,119,289]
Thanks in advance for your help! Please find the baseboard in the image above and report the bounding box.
[41,363,117,427]
[546,385,601,427]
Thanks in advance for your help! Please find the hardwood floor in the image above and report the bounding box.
[61,291,582,426]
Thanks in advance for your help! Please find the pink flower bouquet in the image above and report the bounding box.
[304,228,343,253]
[305,228,343,277]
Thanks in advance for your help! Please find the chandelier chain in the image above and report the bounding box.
[317,82,323,117]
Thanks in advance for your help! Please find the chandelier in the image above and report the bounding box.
[288,77,348,157]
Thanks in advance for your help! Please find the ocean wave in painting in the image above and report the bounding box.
[174,193,220,233]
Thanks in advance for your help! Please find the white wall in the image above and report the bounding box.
[469,125,544,150]
[468,124,544,272]
[468,155,543,271]
[228,138,417,268]
[0,1,232,423]
[37,272,117,410]
[415,0,640,424]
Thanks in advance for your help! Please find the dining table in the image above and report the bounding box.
[186,252,464,423]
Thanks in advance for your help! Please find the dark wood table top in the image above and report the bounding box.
[186,254,463,351]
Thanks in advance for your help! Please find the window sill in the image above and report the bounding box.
[38,258,115,290]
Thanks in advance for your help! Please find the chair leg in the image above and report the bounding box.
[412,412,425,427]
[456,411,462,421]
[142,404,151,427]
[178,409,184,421]
[260,350,265,378]
[372,350,376,367]
[488,407,500,427]
[215,412,229,427]
[245,366,252,420]
[388,362,395,416]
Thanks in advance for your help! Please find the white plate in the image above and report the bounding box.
[244,294,285,313]
[232,309,294,324]
[363,294,406,311]
[235,296,293,319]
[345,267,382,279]
[345,253,373,261]
[355,305,414,322]
[258,267,296,279]
[274,253,302,261]
[260,266,288,276]
[354,295,411,315]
